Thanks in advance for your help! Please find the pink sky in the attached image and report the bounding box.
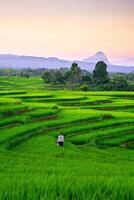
[0,0,133,61]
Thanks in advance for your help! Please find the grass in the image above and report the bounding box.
[50,118,134,139]
[97,133,134,147]
[68,125,134,145]
[0,76,134,200]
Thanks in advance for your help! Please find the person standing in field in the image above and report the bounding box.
[57,133,64,147]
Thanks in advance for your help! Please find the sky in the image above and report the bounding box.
[0,0,134,62]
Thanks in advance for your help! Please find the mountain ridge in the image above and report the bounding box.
[0,53,134,73]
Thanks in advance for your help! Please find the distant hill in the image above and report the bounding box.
[114,57,134,67]
[0,53,134,73]
[0,54,71,69]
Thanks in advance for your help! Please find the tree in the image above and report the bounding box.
[42,69,65,84]
[66,63,83,88]
[20,72,30,78]
[107,75,129,91]
[54,70,65,84]
[42,71,54,83]
[82,74,91,83]
[93,61,109,84]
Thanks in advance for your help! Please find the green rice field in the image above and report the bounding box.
[0,76,134,200]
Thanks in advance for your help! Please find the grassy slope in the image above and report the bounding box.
[0,77,134,200]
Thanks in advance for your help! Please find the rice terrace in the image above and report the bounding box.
[0,76,134,200]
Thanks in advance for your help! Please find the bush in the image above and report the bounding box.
[79,85,89,91]
[52,106,58,110]
[106,75,129,91]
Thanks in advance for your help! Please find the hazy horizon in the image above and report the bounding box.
[0,0,133,63]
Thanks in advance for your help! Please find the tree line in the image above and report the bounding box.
[0,68,44,77]
[41,61,134,91]
[0,62,134,91]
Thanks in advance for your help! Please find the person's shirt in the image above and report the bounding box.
[57,135,64,142]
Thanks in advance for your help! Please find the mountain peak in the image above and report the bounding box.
[82,51,111,64]
[95,51,106,57]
